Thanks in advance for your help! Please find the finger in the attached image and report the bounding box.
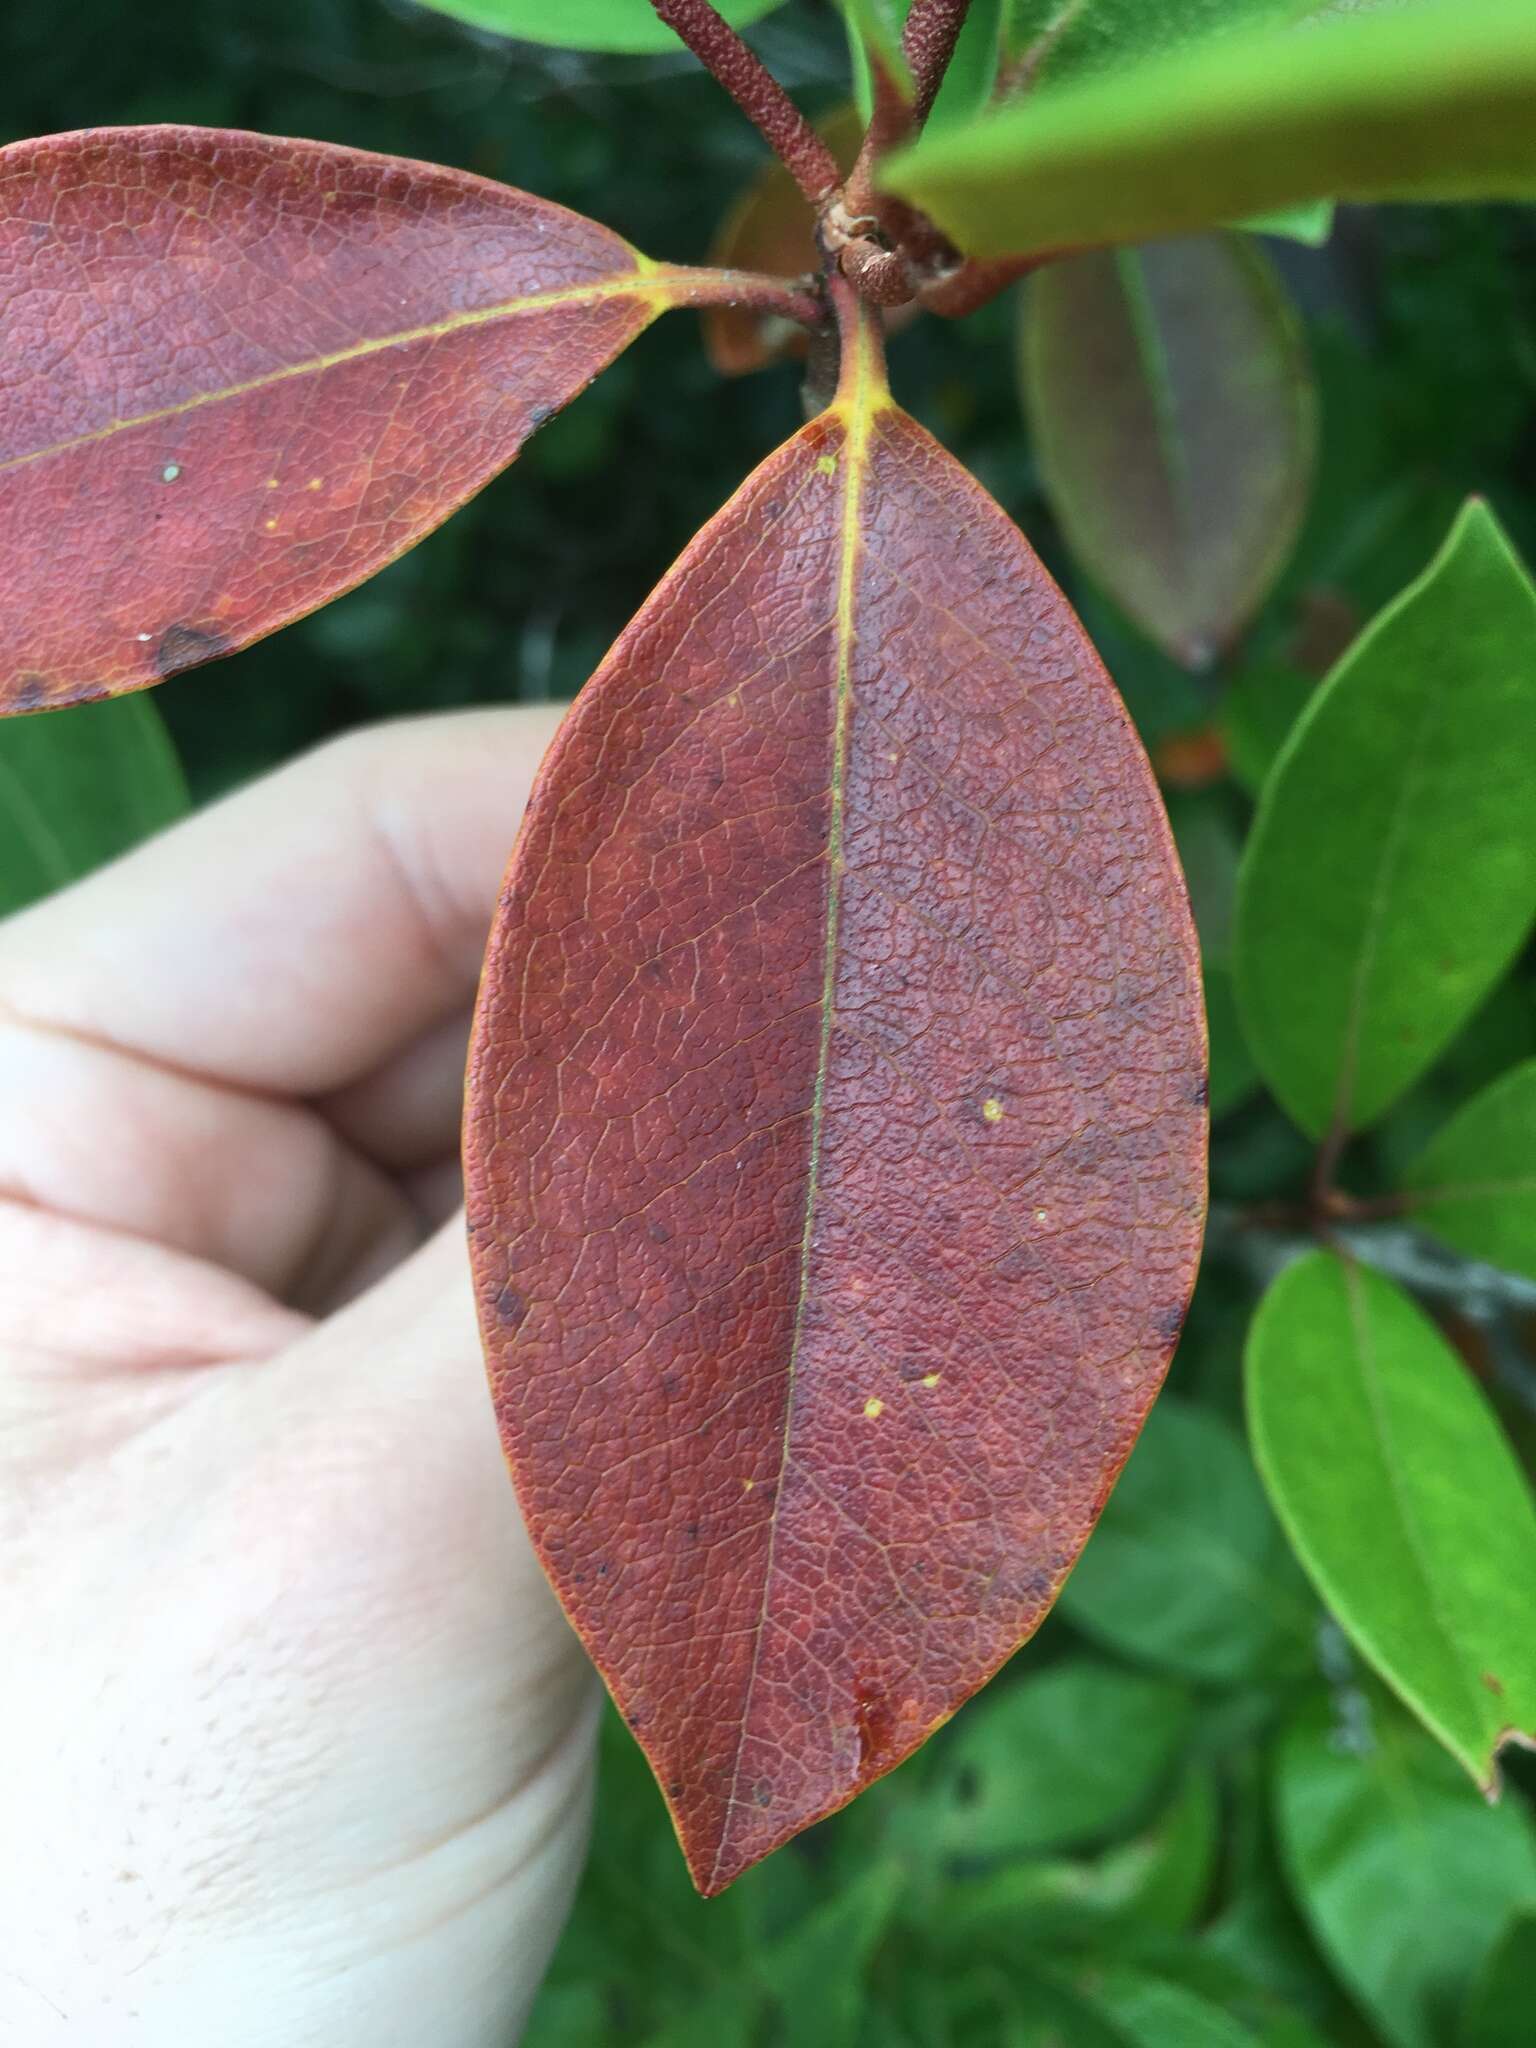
[319,1005,474,1176]
[0,703,567,1102]
[0,1010,419,1307]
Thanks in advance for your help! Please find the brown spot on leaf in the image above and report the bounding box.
[1157,1303,1188,1347]
[154,623,234,680]
[11,673,51,711]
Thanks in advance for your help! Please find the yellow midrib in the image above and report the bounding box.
[0,266,674,481]
[704,312,890,1890]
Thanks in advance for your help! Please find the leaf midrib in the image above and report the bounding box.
[0,269,673,479]
[704,330,886,1891]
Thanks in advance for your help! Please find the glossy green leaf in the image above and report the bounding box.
[923,1660,1191,1860]
[1234,500,1536,1138]
[1461,1907,1536,2048]
[882,0,1536,259]
[1061,1401,1315,1684]
[1021,235,1315,668]
[1248,1252,1536,1788]
[0,694,188,917]
[1275,1691,1536,2048]
[1402,1059,1536,1281]
[413,0,783,56]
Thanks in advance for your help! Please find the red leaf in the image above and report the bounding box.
[464,316,1206,1895]
[0,127,702,710]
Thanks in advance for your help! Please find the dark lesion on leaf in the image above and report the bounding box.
[11,673,52,711]
[1156,1302,1188,1347]
[494,1281,528,1330]
[153,622,235,680]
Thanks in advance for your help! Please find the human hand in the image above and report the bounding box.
[0,708,595,2046]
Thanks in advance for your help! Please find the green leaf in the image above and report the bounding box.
[881,0,1536,259]
[843,0,915,116]
[1275,1690,1536,2048]
[1005,1958,1267,2048]
[1091,1969,1267,2048]
[412,0,784,56]
[1021,235,1315,669]
[1220,662,1315,799]
[639,1863,902,2048]
[0,695,188,917]
[844,0,1005,130]
[939,1771,1221,1952]
[1060,1400,1316,1685]
[1233,500,1536,1138]
[1401,1059,1536,1281]
[1003,0,1296,96]
[1461,1906,1536,2048]
[1248,1252,1536,1789]
[928,0,1006,131]
[922,1659,1191,1860]
[1240,200,1336,247]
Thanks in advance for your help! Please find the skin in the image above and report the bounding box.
[0,707,592,2046]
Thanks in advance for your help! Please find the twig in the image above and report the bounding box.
[647,0,840,206]
[902,0,975,125]
[658,265,827,334]
[917,248,1058,317]
[841,39,916,225]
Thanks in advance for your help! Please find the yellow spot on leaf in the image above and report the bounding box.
[306,476,323,490]
[265,476,280,489]
[982,1097,1004,1123]
[817,453,838,476]
[264,517,279,532]
[863,1397,884,1420]
[741,1477,756,1492]
[921,1373,941,1389]
[1034,1208,1049,1223]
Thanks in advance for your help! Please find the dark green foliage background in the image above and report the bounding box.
[9,5,1536,2045]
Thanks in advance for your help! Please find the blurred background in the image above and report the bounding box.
[7,4,1536,2043]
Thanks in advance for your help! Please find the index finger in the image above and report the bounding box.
[0,704,567,1100]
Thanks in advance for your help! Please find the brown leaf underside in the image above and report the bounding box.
[0,126,701,710]
[464,318,1207,1894]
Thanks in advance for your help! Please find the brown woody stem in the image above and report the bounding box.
[647,0,841,207]
[841,43,916,225]
[918,249,1060,318]
[903,0,974,124]
[659,265,828,333]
